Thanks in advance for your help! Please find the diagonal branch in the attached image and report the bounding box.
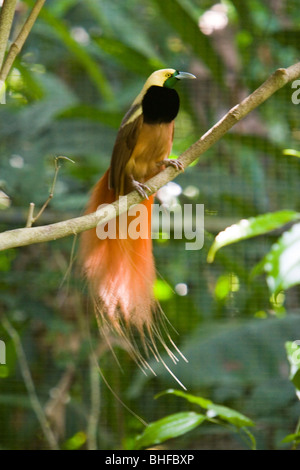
[0,62,300,251]
[0,0,46,83]
[0,0,18,70]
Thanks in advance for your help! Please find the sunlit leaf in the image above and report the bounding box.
[153,279,174,301]
[207,211,300,263]
[157,389,254,427]
[283,149,300,159]
[215,275,233,300]
[156,388,212,408]
[134,412,206,449]
[63,431,87,450]
[264,223,300,295]
[206,403,254,428]
[285,341,300,393]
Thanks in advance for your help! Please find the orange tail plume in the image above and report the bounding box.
[80,170,156,337]
[80,172,188,386]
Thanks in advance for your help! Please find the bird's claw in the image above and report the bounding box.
[157,159,184,172]
[131,179,150,199]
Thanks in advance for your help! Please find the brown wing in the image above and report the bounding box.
[109,105,143,196]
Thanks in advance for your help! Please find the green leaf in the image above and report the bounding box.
[153,279,174,301]
[206,403,254,428]
[264,223,300,295]
[156,388,213,408]
[283,149,300,159]
[207,211,300,263]
[281,431,300,444]
[285,341,300,392]
[157,389,254,428]
[134,412,206,450]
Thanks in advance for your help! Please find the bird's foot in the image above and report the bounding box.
[130,178,151,199]
[157,159,184,172]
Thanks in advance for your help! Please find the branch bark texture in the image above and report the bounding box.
[0,0,18,69]
[0,0,46,82]
[0,62,300,251]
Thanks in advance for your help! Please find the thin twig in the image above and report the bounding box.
[0,62,300,250]
[0,0,18,70]
[86,354,101,450]
[2,315,60,450]
[44,364,75,441]
[0,0,46,82]
[26,202,35,228]
[25,156,75,227]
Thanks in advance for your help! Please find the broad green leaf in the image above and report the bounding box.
[156,389,254,427]
[152,0,225,87]
[281,432,300,444]
[134,412,206,450]
[206,403,254,428]
[207,211,300,263]
[285,341,300,392]
[156,389,212,408]
[264,223,300,295]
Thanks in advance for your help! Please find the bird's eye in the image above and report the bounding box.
[166,73,172,78]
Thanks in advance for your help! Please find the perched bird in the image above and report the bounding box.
[80,69,195,371]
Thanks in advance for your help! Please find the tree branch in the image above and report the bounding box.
[0,0,46,83]
[0,62,299,251]
[0,0,18,70]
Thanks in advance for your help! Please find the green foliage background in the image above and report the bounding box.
[0,0,300,450]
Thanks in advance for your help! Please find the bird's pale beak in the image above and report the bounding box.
[176,71,196,80]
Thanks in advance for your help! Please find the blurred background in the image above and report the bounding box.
[0,0,300,450]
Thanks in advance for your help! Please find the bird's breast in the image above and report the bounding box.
[125,122,174,184]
